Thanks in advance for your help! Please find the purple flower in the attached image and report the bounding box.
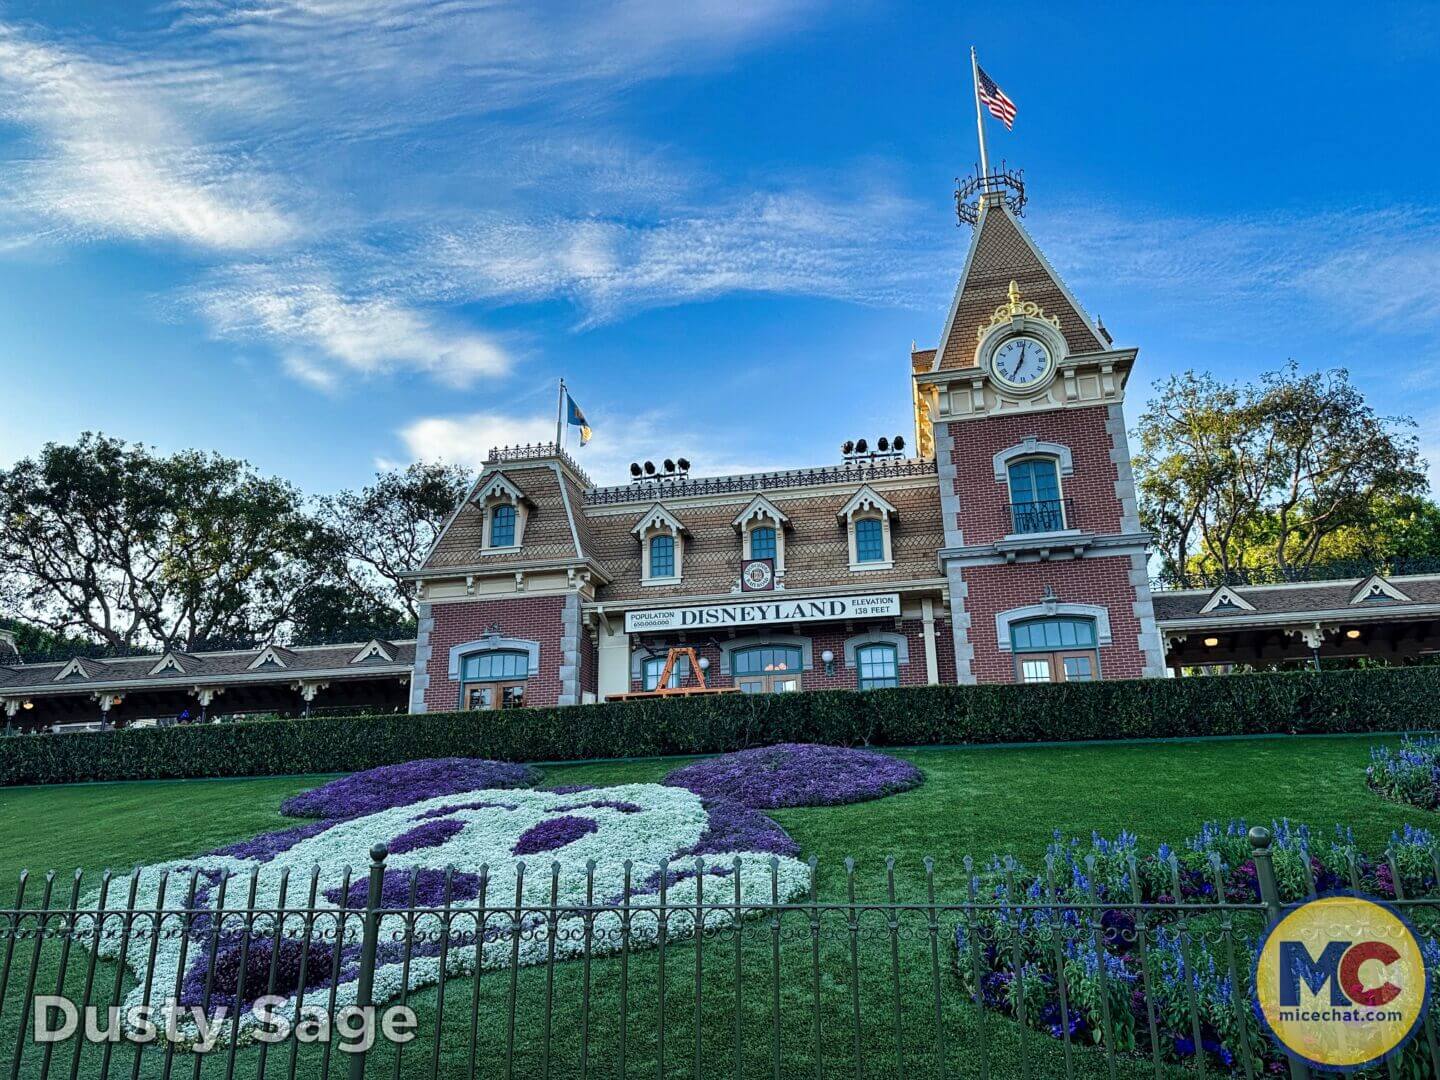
[325,867,484,909]
[554,799,642,814]
[413,800,518,820]
[663,744,923,809]
[205,820,335,862]
[682,798,800,858]
[179,934,334,1012]
[280,758,540,820]
[388,818,466,855]
[512,815,598,855]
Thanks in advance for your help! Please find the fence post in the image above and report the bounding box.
[347,843,388,1080]
[1250,826,1311,1080]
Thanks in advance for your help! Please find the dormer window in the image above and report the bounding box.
[476,474,530,552]
[649,534,675,577]
[854,518,885,563]
[489,504,517,548]
[634,504,686,585]
[733,495,790,578]
[838,486,897,571]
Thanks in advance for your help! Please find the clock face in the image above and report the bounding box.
[990,335,1053,388]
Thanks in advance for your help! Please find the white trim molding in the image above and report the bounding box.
[447,636,541,681]
[994,602,1113,653]
[1351,574,1412,604]
[992,437,1074,483]
[838,485,898,572]
[1199,585,1256,614]
[350,639,396,664]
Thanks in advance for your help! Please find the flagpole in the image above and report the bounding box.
[970,46,991,187]
[555,378,566,450]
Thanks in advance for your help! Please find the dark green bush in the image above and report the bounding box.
[2,666,1438,787]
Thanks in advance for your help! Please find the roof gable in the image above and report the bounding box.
[1199,585,1256,614]
[147,652,198,677]
[349,639,396,664]
[837,485,898,522]
[933,198,1105,372]
[475,472,530,507]
[248,645,294,671]
[631,504,688,537]
[1351,574,1412,604]
[732,494,791,531]
[53,657,96,682]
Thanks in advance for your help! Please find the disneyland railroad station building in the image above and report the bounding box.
[4,175,1440,728]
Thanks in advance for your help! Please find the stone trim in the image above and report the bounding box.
[1105,404,1143,535]
[841,629,911,668]
[946,564,976,684]
[994,602,1114,653]
[992,437,1074,484]
[409,603,434,713]
[558,592,582,706]
[1129,551,1168,677]
[934,422,964,550]
[446,636,541,681]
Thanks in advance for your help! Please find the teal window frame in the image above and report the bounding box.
[642,654,690,690]
[649,534,676,578]
[489,504,517,547]
[749,525,777,561]
[731,645,804,677]
[460,649,530,682]
[1009,617,1098,653]
[856,643,899,690]
[854,517,885,563]
[1007,457,1065,533]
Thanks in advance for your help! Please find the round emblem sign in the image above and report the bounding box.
[1253,894,1429,1070]
[742,560,773,591]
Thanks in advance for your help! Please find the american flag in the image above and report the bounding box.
[976,65,1017,130]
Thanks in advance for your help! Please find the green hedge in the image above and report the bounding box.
[3,666,1438,787]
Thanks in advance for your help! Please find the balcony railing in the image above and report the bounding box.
[1009,497,1072,535]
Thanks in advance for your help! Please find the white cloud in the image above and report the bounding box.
[198,276,509,387]
[0,24,293,251]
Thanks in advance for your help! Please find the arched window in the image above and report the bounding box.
[748,525,777,562]
[854,518,886,563]
[1009,617,1097,684]
[855,643,899,690]
[642,654,690,690]
[1007,457,1066,533]
[489,504,517,548]
[731,644,803,694]
[649,534,675,578]
[460,649,529,710]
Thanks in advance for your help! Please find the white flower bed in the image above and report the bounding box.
[90,783,810,1047]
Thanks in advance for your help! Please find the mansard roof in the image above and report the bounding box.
[930,195,1106,372]
[731,494,790,530]
[420,460,586,572]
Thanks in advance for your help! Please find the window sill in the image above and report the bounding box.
[848,560,894,572]
[1000,528,1082,543]
[479,545,522,555]
[641,576,683,587]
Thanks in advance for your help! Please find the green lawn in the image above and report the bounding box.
[0,733,1434,1078]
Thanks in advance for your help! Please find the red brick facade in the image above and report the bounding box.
[948,406,1122,545]
[959,557,1146,682]
[422,595,568,711]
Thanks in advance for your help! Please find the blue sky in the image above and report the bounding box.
[0,1,1437,494]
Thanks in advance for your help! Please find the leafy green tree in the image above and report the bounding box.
[321,462,469,619]
[0,433,341,649]
[1134,364,1428,586]
[287,582,415,644]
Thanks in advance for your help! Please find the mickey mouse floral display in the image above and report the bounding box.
[90,771,812,1048]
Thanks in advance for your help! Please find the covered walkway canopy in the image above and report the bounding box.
[1154,573,1440,671]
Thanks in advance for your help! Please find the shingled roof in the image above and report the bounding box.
[1152,575,1440,623]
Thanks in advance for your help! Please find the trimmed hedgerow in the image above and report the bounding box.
[3,666,1439,787]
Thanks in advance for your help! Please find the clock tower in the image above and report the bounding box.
[916,176,1165,683]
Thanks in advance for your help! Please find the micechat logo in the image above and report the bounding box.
[1255,895,1428,1070]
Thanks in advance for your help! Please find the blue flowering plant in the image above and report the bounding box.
[954,821,1440,1075]
[1368,737,1440,811]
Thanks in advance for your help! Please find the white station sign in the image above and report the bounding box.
[624,593,901,634]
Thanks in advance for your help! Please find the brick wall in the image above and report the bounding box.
[423,594,568,711]
[960,556,1146,682]
[626,618,951,692]
[949,406,1123,545]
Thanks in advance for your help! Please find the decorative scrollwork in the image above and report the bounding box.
[977,279,1062,341]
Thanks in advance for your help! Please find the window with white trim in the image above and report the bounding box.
[854,517,886,563]
[1009,617,1098,684]
[1006,456,1067,534]
[489,504,517,547]
[460,649,530,709]
[649,534,675,578]
[642,654,690,690]
[748,525,777,562]
[855,643,899,690]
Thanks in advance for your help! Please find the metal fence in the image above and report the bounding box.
[0,829,1434,1080]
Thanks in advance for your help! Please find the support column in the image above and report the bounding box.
[921,598,940,685]
[595,612,631,700]
[191,686,224,723]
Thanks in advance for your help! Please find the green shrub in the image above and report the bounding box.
[2,666,1438,787]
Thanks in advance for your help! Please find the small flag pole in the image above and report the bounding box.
[970,46,991,187]
[555,378,566,450]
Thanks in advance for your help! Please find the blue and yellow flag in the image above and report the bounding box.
[565,393,592,446]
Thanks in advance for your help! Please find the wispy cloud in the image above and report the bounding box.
[197,272,511,388]
[0,24,293,251]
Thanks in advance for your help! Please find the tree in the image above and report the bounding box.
[287,582,415,644]
[0,433,342,650]
[321,462,469,619]
[1134,364,1429,586]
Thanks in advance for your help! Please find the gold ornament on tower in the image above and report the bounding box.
[910,351,937,460]
[977,279,1061,340]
